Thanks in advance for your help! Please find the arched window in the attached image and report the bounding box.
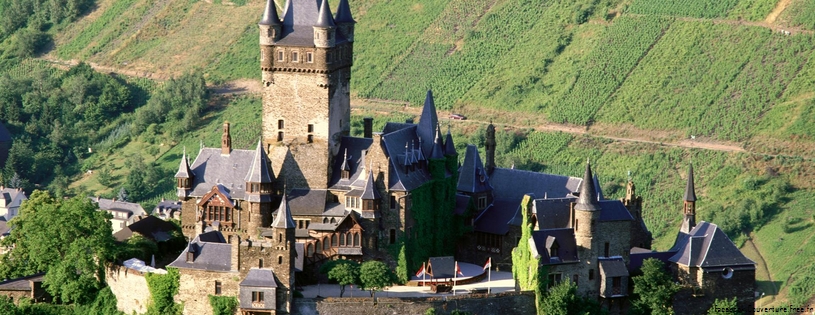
[315,240,322,253]
[278,255,283,265]
[353,233,360,247]
[330,217,336,224]
[323,237,329,250]
[323,217,328,224]
[332,234,337,246]
[307,244,314,257]
[340,233,346,246]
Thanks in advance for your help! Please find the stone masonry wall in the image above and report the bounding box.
[292,292,536,315]
[106,265,152,315]
[176,269,241,315]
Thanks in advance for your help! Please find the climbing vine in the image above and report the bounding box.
[511,194,549,314]
[394,155,469,281]
[208,295,238,315]
[145,267,181,315]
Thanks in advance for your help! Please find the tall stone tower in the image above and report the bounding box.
[270,194,295,313]
[258,0,355,189]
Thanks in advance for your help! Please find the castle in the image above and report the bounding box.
[165,0,755,314]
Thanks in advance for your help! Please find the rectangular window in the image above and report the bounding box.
[604,242,610,257]
[589,269,594,280]
[307,134,314,143]
[277,131,284,141]
[308,124,314,133]
[277,51,284,61]
[478,196,487,210]
[278,120,284,129]
[291,51,299,62]
[252,291,264,302]
[306,51,313,63]
[390,196,397,209]
[547,274,562,289]
[389,229,396,244]
[214,281,222,295]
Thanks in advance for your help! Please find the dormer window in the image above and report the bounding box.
[342,170,350,179]
[550,241,559,258]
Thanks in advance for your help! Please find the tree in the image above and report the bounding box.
[707,297,740,315]
[0,191,116,304]
[320,259,360,297]
[632,258,680,315]
[117,186,129,202]
[359,261,396,299]
[540,280,606,315]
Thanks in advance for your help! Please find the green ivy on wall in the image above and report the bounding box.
[145,267,182,315]
[511,195,548,314]
[208,295,238,315]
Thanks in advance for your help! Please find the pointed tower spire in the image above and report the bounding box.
[444,125,456,156]
[315,0,336,27]
[418,90,438,154]
[575,159,601,211]
[176,147,194,198]
[272,194,295,229]
[259,0,282,25]
[245,139,274,184]
[361,168,381,200]
[334,0,355,23]
[175,147,193,179]
[684,164,696,202]
[430,125,445,160]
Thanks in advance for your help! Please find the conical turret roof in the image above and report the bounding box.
[575,159,601,211]
[340,149,351,172]
[684,164,697,202]
[175,148,193,178]
[245,140,274,183]
[259,0,282,25]
[444,126,456,156]
[315,0,336,27]
[430,125,445,160]
[334,0,355,23]
[361,169,381,200]
[418,90,438,154]
[272,195,295,229]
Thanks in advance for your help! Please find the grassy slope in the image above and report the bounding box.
[51,0,815,307]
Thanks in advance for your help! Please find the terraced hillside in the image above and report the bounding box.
[46,0,815,309]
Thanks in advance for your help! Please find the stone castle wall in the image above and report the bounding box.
[105,266,152,315]
[176,269,241,315]
[292,291,536,315]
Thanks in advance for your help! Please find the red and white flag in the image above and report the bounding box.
[415,263,426,277]
[455,261,464,276]
[483,257,492,271]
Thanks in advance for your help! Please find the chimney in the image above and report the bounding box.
[221,122,232,155]
[363,117,373,138]
[230,235,240,272]
[186,245,195,263]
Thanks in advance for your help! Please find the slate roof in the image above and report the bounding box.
[488,168,580,203]
[473,198,520,235]
[669,222,755,269]
[154,200,182,212]
[314,0,335,27]
[417,90,438,155]
[175,149,193,178]
[593,175,604,200]
[454,194,471,215]
[599,258,629,277]
[240,268,278,287]
[0,188,26,220]
[684,164,697,202]
[92,197,146,218]
[598,200,635,222]
[168,231,233,272]
[381,126,432,191]
[258,0,282,25]
[187,148,257,200]
[328,137,373,190]
[0,218,9,236]
[278,0,349,46]
[333,0,354,23]
[360,170,381,200]
[245,140,274,184]
[533,198,573,229]
[529,228,579,265]
[113,215,178,242]
[0,273,44,291]
[427,256,455,279]
[272,193,296,229]
[287,189,327,216]
[457,145,493,194]
[429,126,445,160]
[574,161,600,211]
[444,128,456,156]
[629,250,678,272]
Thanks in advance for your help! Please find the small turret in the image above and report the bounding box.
[575,159,600,212]
[444,126,456,156]
[334,0,355,42]
[430,125,445,160]
[485,123,496,174]
[259,0,282,46]
[313,0,336,48]
[418,90,438,154]
[175,148,194,198]
[221,122,232,155]
[680,164,697,233]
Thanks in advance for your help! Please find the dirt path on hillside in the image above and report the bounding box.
[628,13,814,35]
[746,238,778,302]
[765,0,792,24]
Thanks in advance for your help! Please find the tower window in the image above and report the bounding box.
[308,124,314,133]
[258,259,264,268]
[291,51,299,62]
[478,196,487,210]
[589,269,594,280]
[278,120,284,129]
[307,135,314,143]
[390,196,397,209]
[278,132,284,141]
[389,229,396,244]
[604,242,610,257]
[307,51,313,63]
[277,50,284,61]
[214,281,222,295]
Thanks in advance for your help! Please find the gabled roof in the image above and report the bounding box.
[258,0,282,25]
[168,231,233,272]
[91,197,146,218]
[197,185,236,207]
[684,164,697,202]
[245,140,274,184]
[175,149,193,178]
[240,268,278,287]
[529,228,579,265]
[599,258,629,277]
[314,0,335,27]
[598,200,635,222]
[532,198,573,229]
[188,148,257,200]
[113,215,178,242]
[329,137,373,190]
[417,90,438,155]
[288,189,327,216]
[574,160,600,211]
[473,198,521,235]
[457,145,493,194]
[333,0,354,23]
[454,194,471,215]
[272,194,296,229]
[0,273,44,291]
[489,168,580,202]
[381,126,432,191]
[360,170,381,200]
[669,222,755,269]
